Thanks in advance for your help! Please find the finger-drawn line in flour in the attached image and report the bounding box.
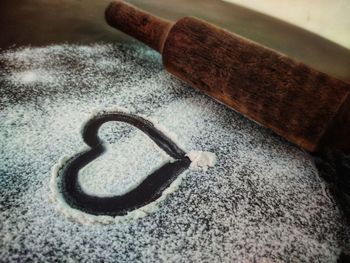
[57,111,191,217]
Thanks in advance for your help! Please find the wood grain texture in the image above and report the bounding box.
[162,17,350,151]
[105,1,350,152]
[319,94,350,153]
[105,0,173,53]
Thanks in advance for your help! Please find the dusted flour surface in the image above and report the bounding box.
[0,44,349,262]
[186,151,216,171]
[50,109,194,224]
[78,121,174,198]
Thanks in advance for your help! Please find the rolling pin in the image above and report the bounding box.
[105,0,350,153]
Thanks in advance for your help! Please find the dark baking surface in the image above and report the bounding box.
[1,0,350,262]
[2,43,349,262]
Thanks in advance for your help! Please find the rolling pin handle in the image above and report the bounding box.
[105,1,173,53]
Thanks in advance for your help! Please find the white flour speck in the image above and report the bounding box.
[186,151,216,171]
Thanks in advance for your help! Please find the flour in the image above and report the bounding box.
[9,69,54,85]
[77,123,174,198]
[50,156,188,225]
[49,107,210,223]
[186,151,216,171]
[1,44,349,262]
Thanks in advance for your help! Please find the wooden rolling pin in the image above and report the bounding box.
[105,1,350,153]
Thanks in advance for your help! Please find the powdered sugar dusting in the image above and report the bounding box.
[1,44,349,262]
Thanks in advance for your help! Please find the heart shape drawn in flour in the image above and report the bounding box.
[56,111,191,217]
